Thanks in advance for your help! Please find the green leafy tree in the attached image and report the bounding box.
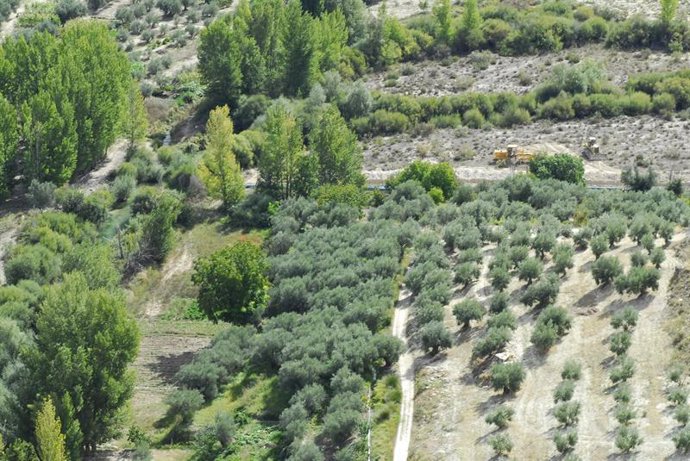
[387,161,458,201]
[282,0,317,96]
[58,21,131,173]
[490,362,525,394]
[0,96,18,197]
[138,193,181,265]
[518,257,543,284]
[484,405,514,429]
[198,19,243,106]
[26,273,139,456]
[529,154,585,184]
[432,0,452,44]
[198,105,245,207]
[123,81,148,150]
[420,320,452,355]
[591,255,623,285]
[455,0,483,52]
[192,241,269,324]
[21,89,77,185]
[309,106,364,188]
[660,0,680,24]
[453,298,485,329]
[314,10,348,73]
[258,104,309,199]
[35,397,67,461]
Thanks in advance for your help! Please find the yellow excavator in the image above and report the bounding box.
[581,137,600,160]
[493,144,535,164]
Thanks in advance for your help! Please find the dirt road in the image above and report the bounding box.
[392,288,415,461]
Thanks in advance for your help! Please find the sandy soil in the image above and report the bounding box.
[410,233,684,460]
[363,115,690,184]
[364,45,690,97]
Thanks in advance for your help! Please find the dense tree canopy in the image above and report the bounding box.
[192,242,269,324]
[0,21,136,194]
[25,273,139,456]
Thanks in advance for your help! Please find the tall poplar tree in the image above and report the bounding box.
[198,105,244,207]
[198,19,243,106]
[35,398,67,461]
[123,81,148,151]
[309,106,364,187]
[282,0,317,96]
[258,104,307,199]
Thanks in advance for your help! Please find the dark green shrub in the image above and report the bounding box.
[518,257,543,284]
[454,261,481,286]
[487,310,517,330]
[613,383,632,403]
[610,355,635,383]
[488,433,513,456]
[489,291,509,313]
[520,274,560,308]
[668,387,689,405]
[590,234,609,259]
[614,403,636,425]
[27,180,56,209]
[673,425,690,453]
[674,404,690,425]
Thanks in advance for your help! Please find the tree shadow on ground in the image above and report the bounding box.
[576,284,614,308]
[522,344,548,370]
[148,349,199,386]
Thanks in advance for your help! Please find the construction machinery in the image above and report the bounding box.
[493,144,535,165]
[581,137,600,160]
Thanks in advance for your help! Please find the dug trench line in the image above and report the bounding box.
[392,288,414,461]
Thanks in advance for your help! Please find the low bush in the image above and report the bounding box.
[615,426,642,453]
[554,430,578,454]
[484,405,514,429]
[488,433,513,456]
[554,401,581,426]
[561,360,582,380]
[610,355,635,383]
[554,380,575,403]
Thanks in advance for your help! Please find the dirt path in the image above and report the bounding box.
[410,235,683,459]
[0,223,19,286]
[392,288,415,461]
[76,139,129,194]
[143,245,194,318]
